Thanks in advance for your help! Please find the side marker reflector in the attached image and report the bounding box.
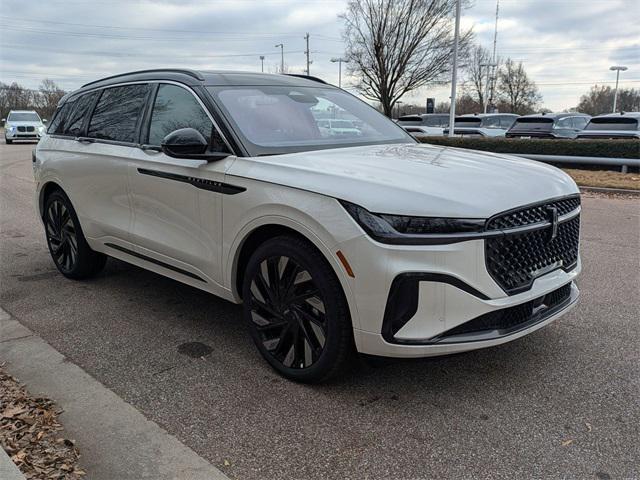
[336,250,355,278]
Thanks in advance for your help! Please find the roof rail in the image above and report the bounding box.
[81,69,205,88]
[284,74,328,85]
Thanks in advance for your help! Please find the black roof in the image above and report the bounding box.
[61,69,332,103]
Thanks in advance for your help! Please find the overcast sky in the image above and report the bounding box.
[1,0,638,111]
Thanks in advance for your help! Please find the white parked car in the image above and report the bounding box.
[443,113,519,137]
[3,110,47,143]
[396,114,450,137]
[576,112,640,139]
[34,70,581,382]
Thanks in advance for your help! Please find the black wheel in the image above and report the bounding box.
[5,139,12,144]
[242,235,353,383]
[44,190,106,279]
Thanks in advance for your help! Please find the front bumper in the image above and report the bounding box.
[5,130,42,140]
[336,231,581,358]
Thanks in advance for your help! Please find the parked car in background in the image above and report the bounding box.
[397,113,450,137]
[442,113,519,137]
[3,110,47,143]
[34,69,581,382]
[506,113,590,139]
[317,118,362,137]
[576,112,640,139]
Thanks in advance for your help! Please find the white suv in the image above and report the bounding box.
[34,70,581,382]
[4,110,47,143]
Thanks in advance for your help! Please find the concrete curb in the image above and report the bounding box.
[579,185,640,196]
[0,448,26,480]
[0,307,229,480]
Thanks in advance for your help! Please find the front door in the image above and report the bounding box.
[127,83,235,286]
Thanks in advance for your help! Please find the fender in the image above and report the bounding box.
[226,214,362,330]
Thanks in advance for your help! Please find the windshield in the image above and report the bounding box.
[7,112,41,122]
[585,117,638,131]
[207,85,413,155]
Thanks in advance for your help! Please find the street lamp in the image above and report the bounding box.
[396,101,403,119]
[275,44,284,73]
[330,57,348,88]
[259,55,265,73]
[610,65,628,112]
[448,0,462,137]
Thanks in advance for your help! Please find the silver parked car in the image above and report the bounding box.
[397,113,450,137]
[3,110,47,143]
[443,113,519,137]
[506,113,590,139]
[576,112,640,139]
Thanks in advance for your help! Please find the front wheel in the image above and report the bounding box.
[44,190,107,279]
[242,235,353,383]
[5,138,12,144]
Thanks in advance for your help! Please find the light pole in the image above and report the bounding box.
[396,101,403,119]
[330,57,348,88]
[275,44,284,73]
[448,0,462,137]
[259,55,265,73]
[480,62,497,113]
[610,65,628,112]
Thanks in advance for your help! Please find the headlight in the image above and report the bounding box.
[7,125,16,132]
[339,200,486,245]
[38,126,46,133]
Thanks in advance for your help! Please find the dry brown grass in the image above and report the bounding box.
[563,168,640,190]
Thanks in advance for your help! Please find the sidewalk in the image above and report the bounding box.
[0,307,228,480]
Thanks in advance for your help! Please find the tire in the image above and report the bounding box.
[242,235,353,383]
[43,190,107,279]
[5,139,12,144]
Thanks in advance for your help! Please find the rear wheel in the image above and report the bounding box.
[44,190,106,279]
[242,235,352,383]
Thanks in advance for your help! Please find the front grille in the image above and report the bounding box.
[485,197,580,294]
[441,283,572,339]
[487,196,580,230]
[17,126,35,132]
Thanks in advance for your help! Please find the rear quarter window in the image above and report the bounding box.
[63,92,99,137]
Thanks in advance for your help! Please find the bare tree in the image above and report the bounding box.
[1,79,66,121]
[342,0,473,117]
[462,44,492,107]
[496,58,541,114]
[576,84,640,115]
[37,79,66,120]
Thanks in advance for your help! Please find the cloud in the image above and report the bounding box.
[0,0,638,111]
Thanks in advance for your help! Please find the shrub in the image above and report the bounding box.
[418,137,639,159]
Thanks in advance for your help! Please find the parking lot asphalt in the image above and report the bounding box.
[1,141,639,480]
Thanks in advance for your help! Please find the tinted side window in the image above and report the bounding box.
[48,103,72,135]
[88,84,150,143]
[147,84,215,147]
[64,92,99,137]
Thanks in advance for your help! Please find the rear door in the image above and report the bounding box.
[79,84,152,246]
[127,82,236,286]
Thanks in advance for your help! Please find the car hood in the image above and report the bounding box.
[228,143,578,218]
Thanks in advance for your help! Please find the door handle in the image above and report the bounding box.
[140,144,161,153]
[75,137,95,144]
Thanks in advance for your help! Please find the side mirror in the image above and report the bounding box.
[1,118,5,123]
[42,119,48,123]
[161,128,228,161]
